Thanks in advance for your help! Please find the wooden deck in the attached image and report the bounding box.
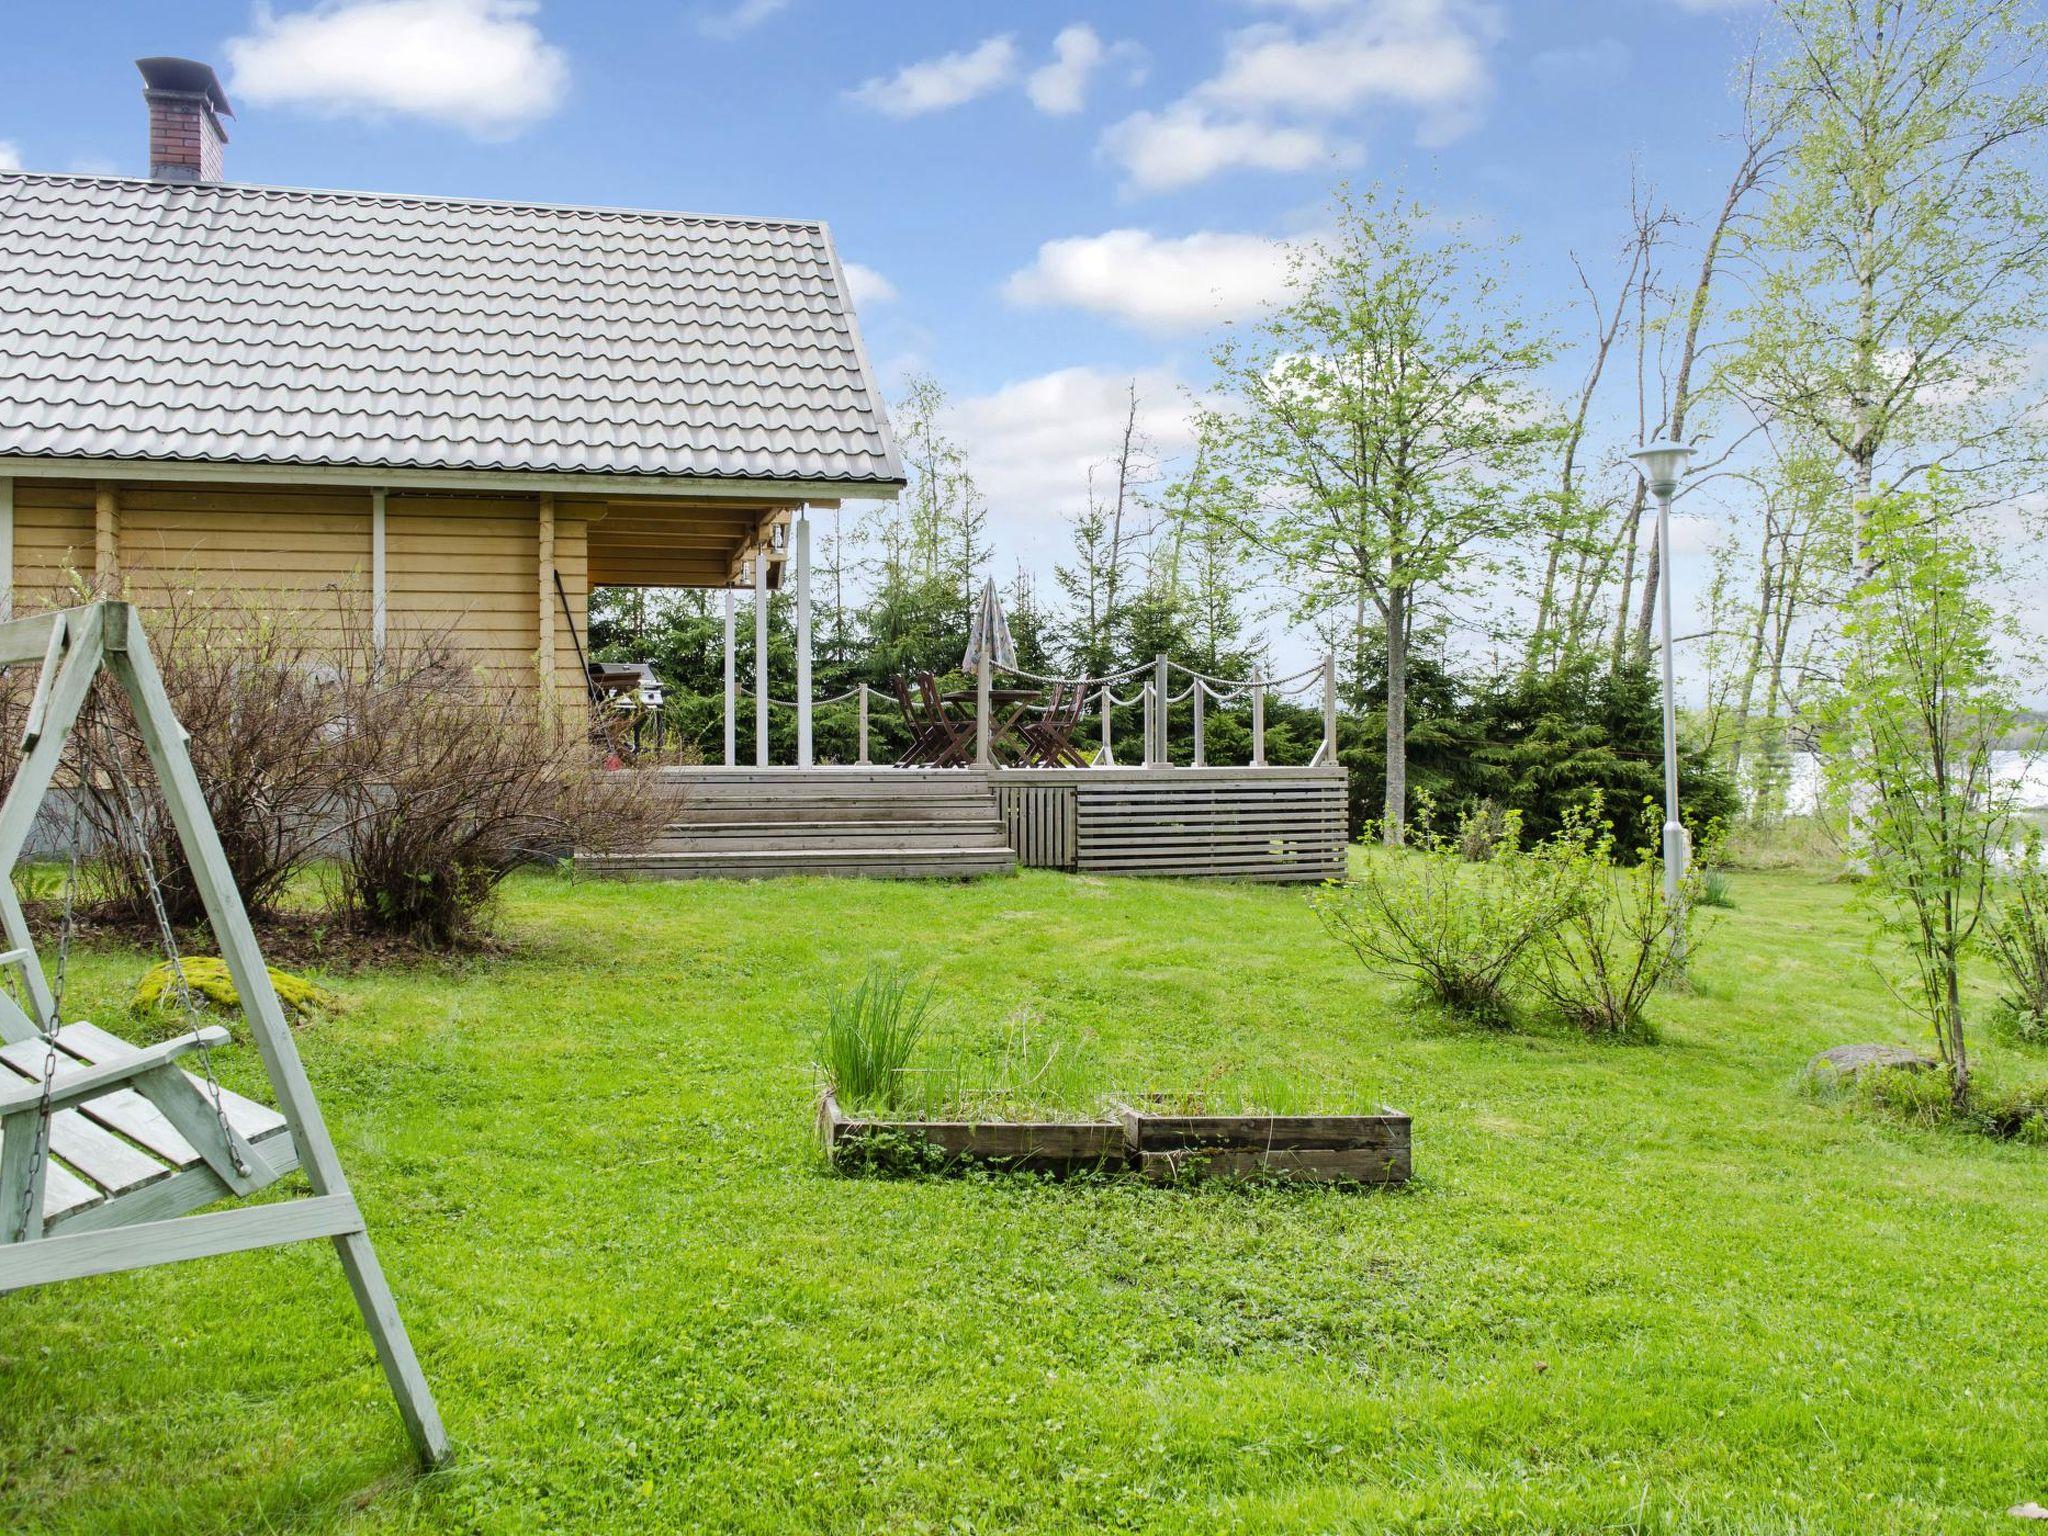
[995,766,1348,883]
[579,764,1350,884]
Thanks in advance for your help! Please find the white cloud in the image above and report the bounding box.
[1201,1,1501,146]
[698,0,789,39]
[848,35,1019,118]
[842,261,897,307]
[226,0,568,140]
[1025,24,1145,116]
[1028,25,1103,115]
[1101,0,1502,191]
[1103,104,1335,193]
[1530,37,1630,89]
[947,366,1199,550]
[0,141,22,172]
[1005,228,1300,335]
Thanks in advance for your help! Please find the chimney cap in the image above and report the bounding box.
[136,57,234,118]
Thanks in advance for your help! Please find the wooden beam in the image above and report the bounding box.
[100,605,450,1466]
[371,488,387,650]
[93,481,119,588]
[537,492,557,697]
[0,1195,364,1293]
[0,476,13,622]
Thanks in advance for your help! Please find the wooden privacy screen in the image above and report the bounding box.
[995,767,1348,883]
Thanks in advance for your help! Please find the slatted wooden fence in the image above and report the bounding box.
[995,766,1348,883]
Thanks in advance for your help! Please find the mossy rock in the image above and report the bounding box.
[132,956,340,1024]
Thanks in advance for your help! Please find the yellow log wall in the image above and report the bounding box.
[6,477,591,703]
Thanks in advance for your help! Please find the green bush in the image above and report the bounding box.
[1974,1081,2048,1143]
[1988,828,2048,1045]
[1520,805,1697,1040]
[1311,805,1575,1027]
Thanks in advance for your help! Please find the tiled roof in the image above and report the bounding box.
[0,172,901,487]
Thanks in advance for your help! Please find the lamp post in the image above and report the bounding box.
[1629,439,1696,964]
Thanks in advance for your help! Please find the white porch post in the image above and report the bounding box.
[795,507,813,769]
[753,548,769,767]
[722,586,736,767]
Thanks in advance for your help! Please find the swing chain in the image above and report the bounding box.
[106,749,248,1180]
[11,792,82,1243]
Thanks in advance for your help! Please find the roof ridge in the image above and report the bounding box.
[0,168,824,233]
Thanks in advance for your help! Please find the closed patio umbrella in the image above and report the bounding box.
[962,577,1017,674]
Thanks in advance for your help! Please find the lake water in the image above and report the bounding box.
[1782,751,2048,816]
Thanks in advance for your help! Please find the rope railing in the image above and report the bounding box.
[709,648,1341,771]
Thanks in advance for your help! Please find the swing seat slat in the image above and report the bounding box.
[0,1022,298,1235]
[0,1027,231,1118]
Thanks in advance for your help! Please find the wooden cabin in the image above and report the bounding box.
[0,58,902,706]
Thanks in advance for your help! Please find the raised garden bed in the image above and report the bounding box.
[818,1091,1125,1175]
[1113,1096,1411,1185]
[817,1090,1411,1185]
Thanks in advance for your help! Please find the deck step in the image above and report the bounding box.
[578,846,1017,882]
[588,767,1014,880]
[653,820,1010,854]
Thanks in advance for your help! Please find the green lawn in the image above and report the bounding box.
[3,865,2045,1534]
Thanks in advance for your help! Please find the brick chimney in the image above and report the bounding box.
[136,57,232,183]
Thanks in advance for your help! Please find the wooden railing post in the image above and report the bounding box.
[1100,686,1114,766]
[1153,654,1169,767]
[1251,675,1266,768]
[975,647,992,768]
[1320,652,1338,766]
[857,683,870,765]
[1192,679,1206,768]
[1141,681,1156,768]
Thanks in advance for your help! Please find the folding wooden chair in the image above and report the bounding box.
[915,672,973,768]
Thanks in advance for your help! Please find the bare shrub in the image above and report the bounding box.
[324,618,662,946]
[67,585,352,924]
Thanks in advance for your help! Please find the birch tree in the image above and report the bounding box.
[1194,186,1556,844]
[1732,0,2048,562]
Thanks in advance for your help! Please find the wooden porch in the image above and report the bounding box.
[575,762,1349,884]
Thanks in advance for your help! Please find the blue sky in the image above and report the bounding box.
[0,0,1771,658]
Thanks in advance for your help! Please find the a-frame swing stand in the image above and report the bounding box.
[0,601,448,1468]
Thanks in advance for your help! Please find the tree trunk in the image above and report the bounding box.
[1382,587,1407,847]
[1726,520,1778,782]
[1611,479,1647,672]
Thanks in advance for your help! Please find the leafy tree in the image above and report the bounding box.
[1733,0,2048,561]
[1194,184,1558,844]
[1817,480,2024,1107]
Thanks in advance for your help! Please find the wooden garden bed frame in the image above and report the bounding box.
[818,1091,1411,1185]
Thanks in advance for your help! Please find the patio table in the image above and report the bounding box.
[943,687,1044,764]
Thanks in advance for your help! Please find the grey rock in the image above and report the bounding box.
[1806,1043,1940,1081]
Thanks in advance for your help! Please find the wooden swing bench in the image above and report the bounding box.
[0,601,447,1469]
[0,1014,298,1245]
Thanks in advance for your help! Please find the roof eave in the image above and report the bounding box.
[0,453,906,501]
